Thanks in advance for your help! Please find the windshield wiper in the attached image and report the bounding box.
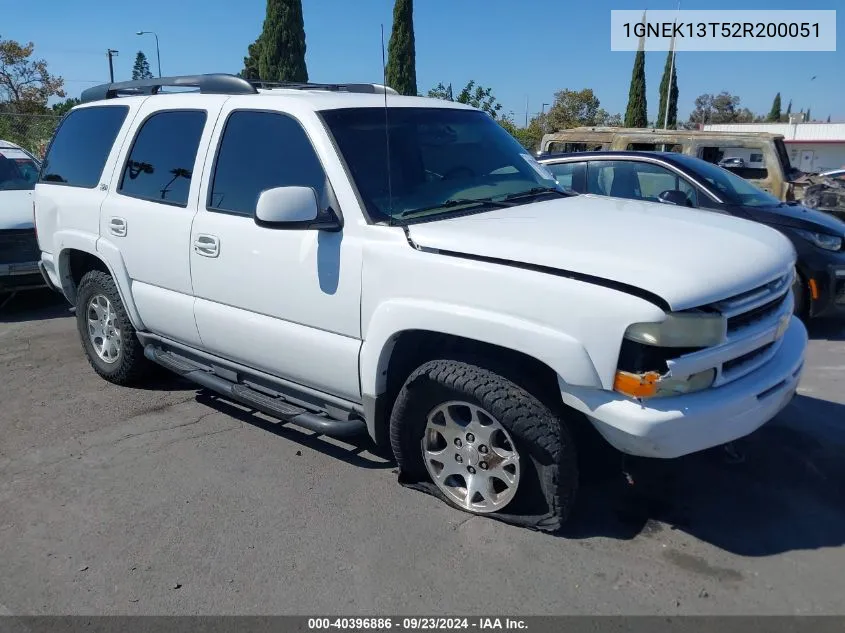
[396,197,514,219]
[503,186,572,202]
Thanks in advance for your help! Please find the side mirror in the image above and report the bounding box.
[657,189,691,207]
[255,186,341,231]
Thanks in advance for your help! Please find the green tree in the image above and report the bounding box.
[624,13,647,128]
[51,97,80,116]
[782,99,792,122]
[688,92,758,125]
[655,50,678,129]
[767,93,781,122]
[545,88,618,131]
[240,39,262,80]
[132,51,153,80]
[385,0,416,96]
[455,81,502,118]
[258,0,308,82]
[805,108,811,122]
[427,82,453,101]
[0,35,65,113]
[624,49,647,127]
[827,115,831,123]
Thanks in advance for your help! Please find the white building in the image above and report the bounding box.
[701,121,845,174]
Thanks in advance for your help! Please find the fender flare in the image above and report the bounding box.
[54,231,146,331]
[359,298,602,400]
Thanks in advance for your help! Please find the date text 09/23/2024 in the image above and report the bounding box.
[308,618,527,630]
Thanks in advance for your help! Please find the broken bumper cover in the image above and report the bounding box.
[560,316,807,459]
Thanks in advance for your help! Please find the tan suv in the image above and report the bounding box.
[539,127,806,202]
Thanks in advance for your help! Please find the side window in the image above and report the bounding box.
[545,161,585,193]
[698,145,768,180]
[40,106,128,187]
[209,110,329,216]
[587,160,697,206]
[118,110,207,207]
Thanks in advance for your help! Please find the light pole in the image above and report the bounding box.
[136,31,161,77]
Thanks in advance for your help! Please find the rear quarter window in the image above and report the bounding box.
[40,106,129,188]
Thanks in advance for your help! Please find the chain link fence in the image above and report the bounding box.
[0,113,62,160]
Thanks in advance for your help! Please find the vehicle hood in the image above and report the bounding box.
[741,203,845,236]
[406,194,796,311]
[0,190,34,229]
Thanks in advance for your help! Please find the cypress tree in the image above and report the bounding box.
[805,108,811,122]
[258,0,308,82]
[656,50,678,128]
[132,51,153,80]
[241,39,262,80]
[386,0,417,96]
[767,93,781,122]
[624,49,648,127]
[785,99,792,119]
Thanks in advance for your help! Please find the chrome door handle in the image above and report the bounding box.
[109,217,127,237]
[194,234,219,258]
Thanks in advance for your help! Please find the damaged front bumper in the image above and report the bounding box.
[559,316,807,459]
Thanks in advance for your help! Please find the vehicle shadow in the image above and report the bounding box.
[0,289,71,323]
[195,390,395,471]
[561,394,845,556]
[806,318,845,342]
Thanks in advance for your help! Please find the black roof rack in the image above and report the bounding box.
[81,74,258,103]
[249,80,397,94]
[80,74,399,104]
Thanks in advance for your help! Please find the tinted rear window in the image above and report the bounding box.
[40,106,129,188]
[118,110,207,207]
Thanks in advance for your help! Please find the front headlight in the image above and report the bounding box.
[624,312,726,348]
[795,228,842,252]
[614,312,725,399]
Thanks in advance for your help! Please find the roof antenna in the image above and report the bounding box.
[381,24,394,222]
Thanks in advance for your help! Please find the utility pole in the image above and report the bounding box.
[107,49,119,83]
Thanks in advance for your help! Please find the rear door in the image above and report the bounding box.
[98,96,226,345]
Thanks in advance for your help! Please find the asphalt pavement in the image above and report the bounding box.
[1,289,844,615]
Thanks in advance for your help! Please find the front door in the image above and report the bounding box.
[189,105,362,402]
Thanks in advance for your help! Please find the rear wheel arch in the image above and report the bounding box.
[58,246,145,330]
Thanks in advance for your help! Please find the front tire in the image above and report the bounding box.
[75,270,150,385]
[389,359,578,529]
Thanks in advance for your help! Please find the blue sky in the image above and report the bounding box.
[5,0,844,122]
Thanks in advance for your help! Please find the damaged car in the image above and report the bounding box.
[538,150,845,320]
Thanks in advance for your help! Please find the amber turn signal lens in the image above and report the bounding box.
[613,370,661,398]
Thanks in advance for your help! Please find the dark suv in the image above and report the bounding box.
[538,150,845,319]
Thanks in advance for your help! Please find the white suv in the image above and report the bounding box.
[34,74,807,530]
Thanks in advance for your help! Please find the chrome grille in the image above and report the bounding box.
[666,269,794,388]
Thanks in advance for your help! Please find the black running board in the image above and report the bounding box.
[144,346,366,438]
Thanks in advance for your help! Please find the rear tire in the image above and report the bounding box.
[389,359,578,528]
[75,270,151,385]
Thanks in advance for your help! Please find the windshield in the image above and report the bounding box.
[0,147,40,191]
[320,107,562,222]
[672,154,782,207]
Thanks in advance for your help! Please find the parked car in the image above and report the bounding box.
[35,74,807,529]
[537,150,845,319]
[538,127,807,202]
[718,156,745,169]
[0,139,45,296]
